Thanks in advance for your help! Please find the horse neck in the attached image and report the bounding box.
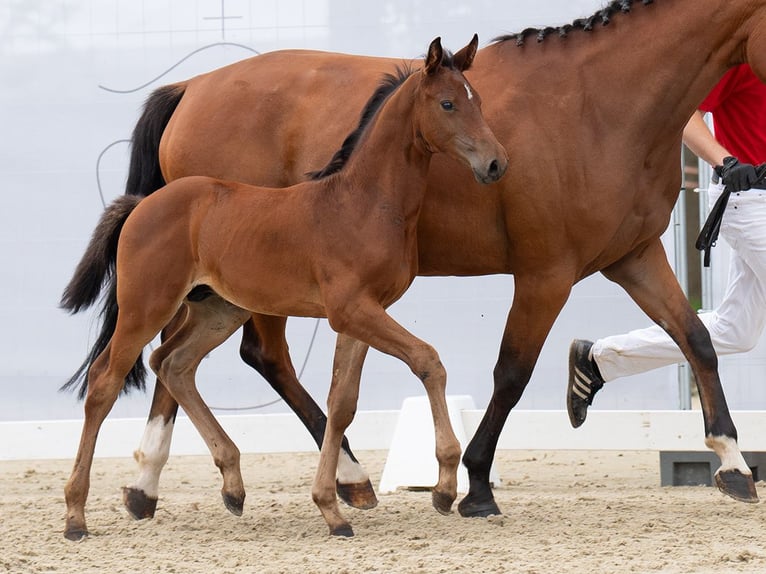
[497,0,766,152]
[338,76,432,216]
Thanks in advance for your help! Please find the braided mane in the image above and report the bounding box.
[493,0,655,47]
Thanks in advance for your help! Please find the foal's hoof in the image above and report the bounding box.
[122,486,158,520]
[457,493,502,518]
[336,479,378,510]
[222,492,245,516]
[431,490,455,515]
[64,527,89,541]
[715,469,759,503]
[330,523,355,537]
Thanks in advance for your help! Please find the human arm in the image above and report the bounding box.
[682,110,730,167]
[683,110,759,191]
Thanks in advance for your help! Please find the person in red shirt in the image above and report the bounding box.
[567,64,766,427]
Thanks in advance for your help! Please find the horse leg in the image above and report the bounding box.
[330,300,462,516]
[459,276,573,517]
[149,295,252,515]
[602,240,756,502]
[311,333,369,536]
[240,315,377,509]
[123,306,187,520]
[65,326,165,539]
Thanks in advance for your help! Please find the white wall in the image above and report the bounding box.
[1,0,706,424]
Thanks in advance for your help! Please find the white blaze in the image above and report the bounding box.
[464,83,474,100]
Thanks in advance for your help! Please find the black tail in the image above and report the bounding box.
[60,196,145,398]
[125,83,186,198]
[64,83,185,316]
[60,83,185,398]
[61,196,141,314]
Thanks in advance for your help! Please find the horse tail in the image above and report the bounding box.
[60,196,147,398]
[61,196,140,313]
[60,85,184,398]
[125,83,186,198]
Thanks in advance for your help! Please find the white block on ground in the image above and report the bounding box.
[378,395,499,494]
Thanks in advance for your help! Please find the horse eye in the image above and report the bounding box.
[440,100,454,111]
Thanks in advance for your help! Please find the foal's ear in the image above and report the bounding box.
[424,37,443,76]
[453,33,478,72]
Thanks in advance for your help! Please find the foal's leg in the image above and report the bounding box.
[149,296,252,515]
[312,333,369,536]
[240,314,377,509]
[65,324,169,539]
[124,307,187,520]
[129,311,376,517]
[459,274,573,518]
[602,239,756,502]
[328,301,461,517]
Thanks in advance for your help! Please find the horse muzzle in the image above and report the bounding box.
[473,154,508,184]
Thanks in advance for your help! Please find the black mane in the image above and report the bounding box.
[493,0,655,47]
[308,50,458,180]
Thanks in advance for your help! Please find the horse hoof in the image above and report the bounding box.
[64,528,89,541]
[330,524,355,537]
[222,492,245,516]
[457,494,502,518]
[122,486,158,520]
[336,479,378,510]
[431,489,455,515]
[715,469,759,503]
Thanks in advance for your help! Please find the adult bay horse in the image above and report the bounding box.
[64,0,764,521]
[62,36,508,539]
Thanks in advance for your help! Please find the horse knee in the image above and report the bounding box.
[84,356,126,408]
[491,356,531,408]
[152,353,189,395]
[411,343,445,385]
[687,324,718,370]
[239,326,265,370]
[148,348,167,376]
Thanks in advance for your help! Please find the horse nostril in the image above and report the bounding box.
[488,159,499,177]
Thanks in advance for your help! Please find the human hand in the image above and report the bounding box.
[718,156,759,192]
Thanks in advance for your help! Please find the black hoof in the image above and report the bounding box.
[457,493,502,518]
[431,490,455,515]
[64,528,89,541]
[330,524,354,537]
[122,486,158,520]
[715,469,759,503]
[222,492,245,516]
[336,479,378,510]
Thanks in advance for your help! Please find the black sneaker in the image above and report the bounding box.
[567,339,604,428]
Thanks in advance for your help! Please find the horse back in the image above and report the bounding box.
[159,50,407,187]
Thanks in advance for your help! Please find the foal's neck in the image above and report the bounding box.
[336,76,432,212]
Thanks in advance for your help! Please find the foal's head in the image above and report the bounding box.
[414,35,508,184]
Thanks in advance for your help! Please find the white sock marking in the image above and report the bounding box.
[129,415,174,497]
[336,450,370,484]
[705,435,750,475]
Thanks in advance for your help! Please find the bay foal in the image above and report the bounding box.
[62,35,507,539]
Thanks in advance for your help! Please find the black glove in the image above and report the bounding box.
[716,156,759,192]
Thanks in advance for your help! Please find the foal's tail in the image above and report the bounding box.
[64,83,185,316]
[60,196,144,398]
[60,83,186,398]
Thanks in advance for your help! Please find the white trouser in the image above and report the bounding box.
[593,181,766,381]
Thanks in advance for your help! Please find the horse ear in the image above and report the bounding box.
[424,37,443,75]
[453,33,478,72]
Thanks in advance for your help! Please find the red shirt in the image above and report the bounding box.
[700,64,766,165]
